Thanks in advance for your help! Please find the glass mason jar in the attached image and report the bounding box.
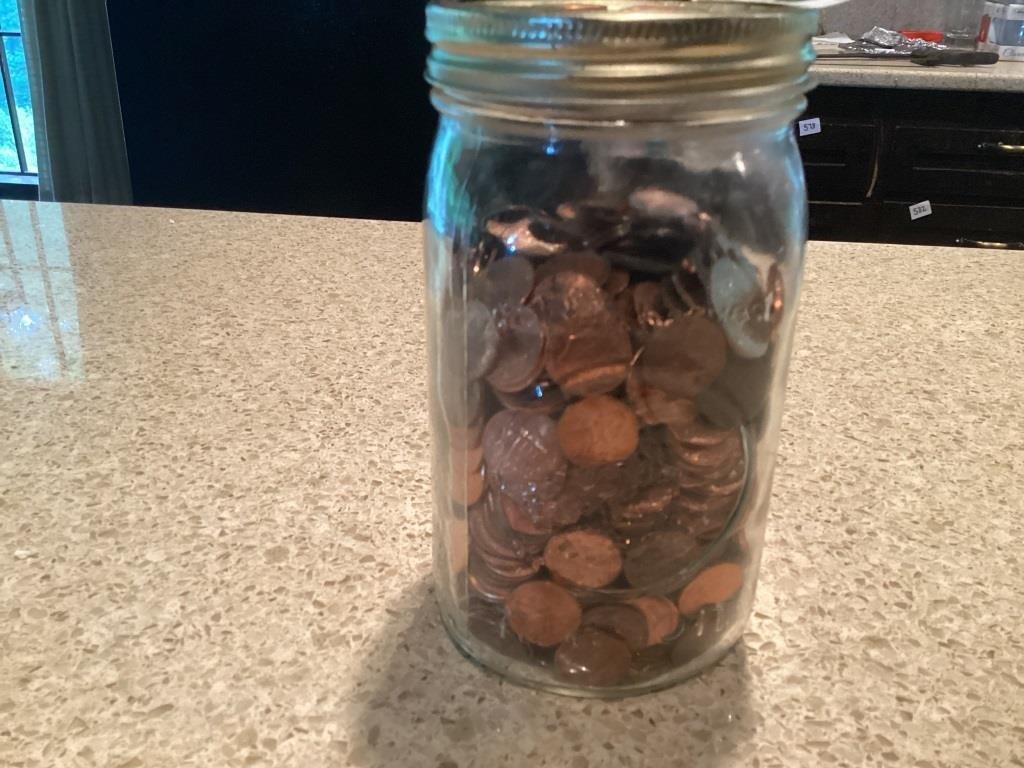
[424,0,817,697]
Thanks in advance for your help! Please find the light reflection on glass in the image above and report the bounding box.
[0,202,82,381]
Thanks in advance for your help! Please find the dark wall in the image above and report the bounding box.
[107,1,435,221]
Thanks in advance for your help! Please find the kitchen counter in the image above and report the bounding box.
[812,57,1024,91]
[1,202,1021,768]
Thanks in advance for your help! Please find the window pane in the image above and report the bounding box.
[0,76,17,173]
[3,34,34,172]
[0,0,19,32]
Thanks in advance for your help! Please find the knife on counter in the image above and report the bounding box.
[816,49,1000,66]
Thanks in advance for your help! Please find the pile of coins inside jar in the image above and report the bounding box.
[438,186,784,688]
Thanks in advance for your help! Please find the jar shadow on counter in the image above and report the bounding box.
[343,575,758,768]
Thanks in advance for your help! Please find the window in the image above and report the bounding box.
[0,0,35,179]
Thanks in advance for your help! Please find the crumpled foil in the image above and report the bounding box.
[839,26,947,55]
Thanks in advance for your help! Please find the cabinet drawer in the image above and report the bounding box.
[797,121,878,203]
[885,126,1024,205]
[876,201,1024,246]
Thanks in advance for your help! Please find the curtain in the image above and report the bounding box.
[18,0,132,204]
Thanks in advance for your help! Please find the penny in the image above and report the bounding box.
[469,553,533,602]
[501,494,555,537]
[544,529,622,589]
[667,415,737,448]
[639,315,728,400]
[487,305,546,393]
[481,410,567,504]
[533,274,632,397]
[555,628,632,687]
[672,430,742,469]
[697,351,773,428]
[629,187,701,222]
[450,465,486,507]
[612,483,676,531]
[710,255,771,360]
[677,562,744,616]
[487,215,568,258]
[471,494,546,561]
[670,262,708,313]
[441,379,483,429]
[632,282,666,327]
[768,262,784,335]
[582,604,649,651]
[483,256,535,308]
[557,396,639,468]
[623,530,701,589]
[628,595,680,646]
[670,604,732,665]
[505,580,582,647]
[626,374,699,428]
[449,442,484,478]
[448,417,483,452]
[535,489,586,530]
[495,379,567,416]
[479,549,543,581]
[534,250,611,287]
[465,300,500,379]
[605,268,630,296]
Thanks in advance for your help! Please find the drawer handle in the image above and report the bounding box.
[956,237,1024,250]
[977,142,1024,155]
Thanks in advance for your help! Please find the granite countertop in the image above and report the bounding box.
[1,202,1022,768]
[812,58,1024,91]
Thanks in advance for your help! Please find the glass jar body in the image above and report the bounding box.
[425,111,806,697]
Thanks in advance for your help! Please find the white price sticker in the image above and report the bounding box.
[909,200,933,221]
[798,118,822,137]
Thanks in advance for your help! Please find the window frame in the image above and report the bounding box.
[0,18,37,198]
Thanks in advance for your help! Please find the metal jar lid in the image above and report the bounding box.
[426,1,822,126]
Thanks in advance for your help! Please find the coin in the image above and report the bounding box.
[487,214,568,258]
[495,379,567,416]
[533,272,632,397]
[710,255,770,360]
[450,465,486,507]
[768,262,784,335]
[582,604,649,651]
[487,305,546,393]
[505,580,582,647]
[605,269,630,296]
[677,562,744,616]
[623,530,700,589]
[629,187,701,222]
[638,315,728,399]
[628,595,680,646]
[469,553,533,602]
[670,603,733,665]
[696,351,773,427]
[534,250,611,287]
[612,483,676,532]
[501,494,555,537]
[544,529,622,589]
[557,395,639,468]
[482,256,535,308]
[555,628,632,687]
[482,410,567,504]
[449,442,484,478]
[632,281,667,327]
[626,374,699,428]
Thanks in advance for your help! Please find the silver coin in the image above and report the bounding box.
[709,256,771,359]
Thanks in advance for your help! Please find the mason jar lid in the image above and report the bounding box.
[426,1,821,127]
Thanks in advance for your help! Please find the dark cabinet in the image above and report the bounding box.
[799,86,1024,249]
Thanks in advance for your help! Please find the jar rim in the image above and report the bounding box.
[426,1,820,126]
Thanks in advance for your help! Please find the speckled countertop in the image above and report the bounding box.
[1,202,1022,768]
[812,58,1024,91]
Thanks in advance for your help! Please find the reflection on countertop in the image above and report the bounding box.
[0,202,1021,768]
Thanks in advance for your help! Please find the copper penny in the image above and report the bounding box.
[623,530,700,589]
[531,272,632,397]
[505,580,582,647]
[482,256,535,308]
[768,262,784,336]
[534,250,611,287]
[449,442,484,478]
[495,379,567,416]
[470,495,546,561]
[605,268,630,296]
[557,395,639,468]
[450,465,486,507]
[670,604,732,665]
[632,281,667,327]
[612,483,676,531]
[672,430,743,469]
[667,416,737,448]
[487,216,567,258]
[677,562,744,616]
[710,255,771,360]
[626,374,699,428]
[544,529,623,589]
[448,417,483,452]
[481,410,567,504]
[639,315,727,399]
[555,628,632,687]
[469,553,533,602]
[487,305,546,393]
[535,489,586,530]
[582,604,649,651]
[501,494,554,537]
[628,595,680,646]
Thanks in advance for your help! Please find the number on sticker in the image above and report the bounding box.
[798,118,821,137]
[909,200,933,221]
